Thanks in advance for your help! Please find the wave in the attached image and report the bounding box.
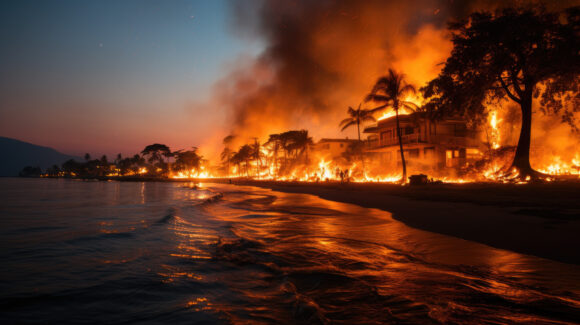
[64,231,135,245]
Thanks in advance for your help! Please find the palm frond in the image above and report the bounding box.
[339,117,353,127]
[347,106,356,116]
[399,84,417,97]
[365,94,391,103]
[361,115,377,123]
[340,121,356,132]
[368,104,388,113]
[402,101,419,112]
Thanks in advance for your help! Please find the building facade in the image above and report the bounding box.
[314,138,359,160]
[363,113,483,171]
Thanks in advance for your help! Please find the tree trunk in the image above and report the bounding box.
[274,147,278,179]
[357,121,366,176]
[511,89,535,177]
[395,107,407,183]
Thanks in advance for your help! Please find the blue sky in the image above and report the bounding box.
[0,0,263,156]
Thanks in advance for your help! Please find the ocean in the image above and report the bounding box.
[0,178,579,324]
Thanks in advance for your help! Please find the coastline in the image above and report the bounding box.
[222,179,580,265]
[20,176,580,265]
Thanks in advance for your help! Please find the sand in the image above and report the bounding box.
[219,179,580,265]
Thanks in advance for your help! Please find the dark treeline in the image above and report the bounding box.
[21,144,203,179]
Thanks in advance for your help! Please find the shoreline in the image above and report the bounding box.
[15,176,580,264]
[223,179,580,265]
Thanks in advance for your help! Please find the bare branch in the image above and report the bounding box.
[498,76,522,104]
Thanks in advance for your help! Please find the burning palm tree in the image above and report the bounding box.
[365,69,418,183]
[221,135,235,177]
[264,134,283,178]
[250,138,262,177]
[232,144,252,177]
[220,147,233,177]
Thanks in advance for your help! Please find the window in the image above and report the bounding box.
[446,150,453,167]
[380,130,393,144]
[466,148,481,159]
[408,149,419,158]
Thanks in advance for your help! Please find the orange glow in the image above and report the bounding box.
[376,95,421,121]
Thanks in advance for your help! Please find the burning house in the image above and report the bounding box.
[363,112,483,174]
[314,138,359,160]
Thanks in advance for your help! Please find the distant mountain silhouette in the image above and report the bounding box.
[0,137,81,176]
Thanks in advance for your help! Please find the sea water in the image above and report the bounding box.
[0,178,579,324]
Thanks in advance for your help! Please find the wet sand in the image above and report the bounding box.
[219,179,580,265]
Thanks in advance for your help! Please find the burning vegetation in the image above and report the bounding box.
[33,2,579,185]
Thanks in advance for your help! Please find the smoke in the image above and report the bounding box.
[200,0,577,160]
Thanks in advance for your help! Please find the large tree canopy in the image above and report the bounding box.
[422,6,579,178]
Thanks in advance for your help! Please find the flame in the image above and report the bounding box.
[537,154,580,176]
[488,110,502,149]
[376,95,420,121]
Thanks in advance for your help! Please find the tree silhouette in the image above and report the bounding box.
[220,147,234,177]
[141,144,172,175]
[251,138,262,177]
[221,135,236,177]
[173,148,202,174]
[264,134,282,178]
[423,6,579,179]
[366,69,419,183]
[232,144,253,177]
[339,103,376,141]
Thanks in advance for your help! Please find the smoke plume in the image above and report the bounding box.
[200,0,578,159]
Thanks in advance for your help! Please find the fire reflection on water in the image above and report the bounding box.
[160,184,580,323]
[1,179,577,323]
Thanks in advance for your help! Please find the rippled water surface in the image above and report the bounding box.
[1,178,579,324]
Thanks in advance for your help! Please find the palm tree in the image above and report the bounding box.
[264,134,282,178]
[221,135,235,177]
[220,147,233,177]
[233,145,252,177]
[339,104,375,175]
[365,69,418,183]
[250,138,262,177]
[292,130,313,164]
[339,103,376,141]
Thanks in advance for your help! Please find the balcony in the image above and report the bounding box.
[381,133,421,146]
[366,131,479,151]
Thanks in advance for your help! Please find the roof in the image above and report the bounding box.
[363,124,378,133]
[364,112,469,133]
[317,138,359,144]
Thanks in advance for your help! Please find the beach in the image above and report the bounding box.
[219,179,580,265]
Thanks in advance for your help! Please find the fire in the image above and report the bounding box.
[171,166,217,179]
[377,95,420,121]
[537,155,580,176]
[488,110,502,149]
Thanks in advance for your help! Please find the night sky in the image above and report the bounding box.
[0,0,263,157]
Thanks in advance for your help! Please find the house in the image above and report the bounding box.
[363,113,483,171]
[314,138,360,160]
